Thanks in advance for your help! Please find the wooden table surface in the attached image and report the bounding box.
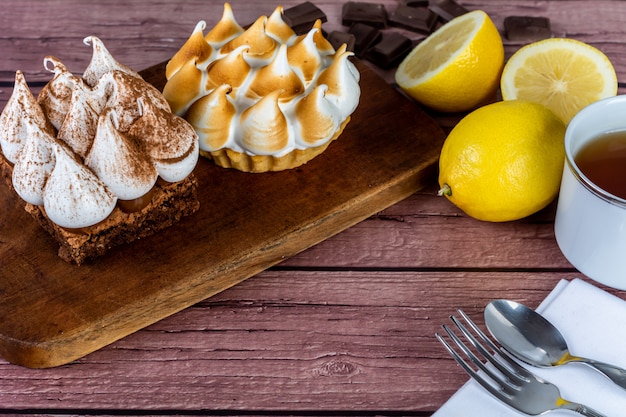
[1,0,625,415]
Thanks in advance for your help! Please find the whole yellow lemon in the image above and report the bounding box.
[438,100,566,222]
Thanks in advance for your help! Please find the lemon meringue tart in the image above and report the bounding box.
[163,3,361,172]
[0,37,200,264]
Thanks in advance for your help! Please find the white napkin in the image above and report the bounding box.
[433,278,626,416]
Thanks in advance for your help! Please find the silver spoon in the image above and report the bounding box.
[484,299,626,390]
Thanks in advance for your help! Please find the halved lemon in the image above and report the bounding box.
[500,38,618,124]
[395,10,504,113]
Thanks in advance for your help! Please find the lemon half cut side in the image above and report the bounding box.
[500,38,618,124]
[395,10,504,113]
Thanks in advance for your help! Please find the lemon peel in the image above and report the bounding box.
[500,38,617,124]
[395,10,504,113]
[438,100,566,222]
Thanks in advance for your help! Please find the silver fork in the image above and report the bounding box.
[436,309,606,417]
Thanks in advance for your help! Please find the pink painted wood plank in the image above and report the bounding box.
[1,0,626,414]
[1,1,626,100]
[283,186,571,269]
[0,271,610,412]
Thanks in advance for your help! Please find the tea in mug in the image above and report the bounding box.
[575,130,626,200]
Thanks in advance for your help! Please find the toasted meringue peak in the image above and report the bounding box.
[85,109,157,201]
[44,143,117,229]
[205,3,244,47]
[12,123,57,206]
[315,48,360,119]
[221,15,277,61]
[0,71,53,163]
[265,6,296,44]
[186,84,235,150]
[162,58,206,116]
[166,21,214,80]
[295,84,341,146]
[248,44,304,101]
[288,29,323,84]
[37,56,77,130]
[82,36,140,86]
[205,45,251,92]
[241,90,289,155]
[310,19,335,56]
[163,9,361,171]
[334,44,361,80]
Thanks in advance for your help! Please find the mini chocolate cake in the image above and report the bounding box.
[0,37,200,264]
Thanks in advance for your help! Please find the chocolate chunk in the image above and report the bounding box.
[429,0,469,22]
[327,31,356,52]
[504,16,552,41]
[389,5,438,34]
[348,22,382,56]
[365,32,413,69]
[342,2,388,29]
[401,0,429,7]
[283,2,327,34]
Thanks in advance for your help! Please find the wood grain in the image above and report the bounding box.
[284,188,572,270]
[1,0,626,414]
[0,59,445,368]
[0,271,587,411]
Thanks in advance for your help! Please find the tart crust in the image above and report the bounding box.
[202,116,350,173]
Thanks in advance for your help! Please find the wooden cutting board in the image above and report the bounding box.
[0,59,445,368]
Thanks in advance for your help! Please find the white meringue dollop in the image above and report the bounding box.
[85,109,158,200]
[11,123,56,206]
[38,56,77,131]
[0,71,53,164]
[43,144,117,229]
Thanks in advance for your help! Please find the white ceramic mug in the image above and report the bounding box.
[555,95,626,290]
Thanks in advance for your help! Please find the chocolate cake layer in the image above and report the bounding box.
[1,153,199,264]
[25,174,200,264]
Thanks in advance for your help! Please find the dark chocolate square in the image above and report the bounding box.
[389,5,438,34]
[429,0,469,22]
[401,0,429,7]
[327,31,356,52]
[283,2,327,34]
[504,16,552,41]
[365,32,413,69]
[342,2,388,29]
[348,22,383,56]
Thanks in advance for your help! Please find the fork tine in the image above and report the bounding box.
[435,331,509,401]
[457,309,500,352]
[442,316,520,395]
[440,324,502,382]
[438,310,609,417]
[455,309,533,380]
[449,314,527,387]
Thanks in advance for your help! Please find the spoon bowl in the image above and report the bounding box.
[484,299,570,367]
[484,299,626,390]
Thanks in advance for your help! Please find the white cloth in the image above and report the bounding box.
[433,278,626,416]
